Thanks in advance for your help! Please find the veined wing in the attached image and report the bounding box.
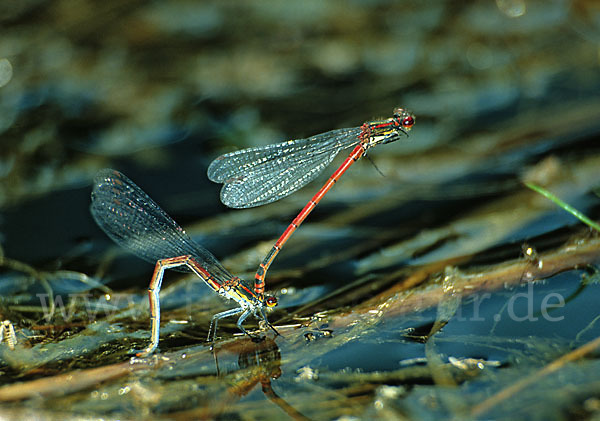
[207,127,361,208]
[91,169,233,279]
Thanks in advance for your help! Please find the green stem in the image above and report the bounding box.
[525,182,600,232]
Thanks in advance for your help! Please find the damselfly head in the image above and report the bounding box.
[265,295,278,308]
[365,108,415,146]
[393,108,415,132]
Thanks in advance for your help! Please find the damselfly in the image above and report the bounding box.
[91,169,278,357]
[208,107,415,292]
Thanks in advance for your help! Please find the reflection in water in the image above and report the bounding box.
[214,337,309,421]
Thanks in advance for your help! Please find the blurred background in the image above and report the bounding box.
[0,0,600,263]
[1,0,597,266]
[1,0,600,419]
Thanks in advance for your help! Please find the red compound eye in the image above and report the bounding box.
[402,116,415,129]
[266,296,278,307]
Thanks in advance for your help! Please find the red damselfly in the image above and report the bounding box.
[91,169,278,357]
[208,107,415,292]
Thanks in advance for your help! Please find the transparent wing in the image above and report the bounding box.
[91,169,233,279]
[207,127,361,208]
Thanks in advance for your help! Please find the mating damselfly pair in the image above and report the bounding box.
[91,107,415,356]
